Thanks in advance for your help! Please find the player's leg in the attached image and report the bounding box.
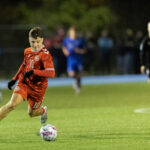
[68,71,81,94]
[28,104,47,124]
[28,103,43,117]
[74,73,81,94]
[27,95,47,123]
[75,73,81,90]
[68,71,75,78]
[0,93,23,121]
[67,60,79,93]
[72,63,82,94]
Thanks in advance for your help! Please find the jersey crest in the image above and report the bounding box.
[35,56,39,61]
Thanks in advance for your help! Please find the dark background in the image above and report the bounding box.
[0,0,149,78]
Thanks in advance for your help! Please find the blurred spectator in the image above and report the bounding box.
[0,47,1,55]
[140,22,150,82]
[0,47,2,101]
[116,29,135,74]
[116,35,126,74]
[44,28,66,77]
[97,29,114,73]
[84,31,98,73]
[123,29,135,74]
[134,30,143,73]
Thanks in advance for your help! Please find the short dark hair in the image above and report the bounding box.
[29,27,43,39]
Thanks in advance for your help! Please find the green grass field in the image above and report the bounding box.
[1,82,150,150]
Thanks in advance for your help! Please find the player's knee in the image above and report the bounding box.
[68,72,75,77]
[7,102,16,110]
[28,112,34,117]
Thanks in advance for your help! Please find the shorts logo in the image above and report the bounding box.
[15,86,20,91]
[35,56,39,61]
[33,102,41,109]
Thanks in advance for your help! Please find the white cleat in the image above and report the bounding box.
[72,82,80,95]
[76,88,80,95]
[40,106,47,124]
[72,82,77,90]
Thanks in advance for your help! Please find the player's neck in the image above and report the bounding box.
[31,45,44,52]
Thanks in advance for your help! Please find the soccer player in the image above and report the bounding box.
[62,27,86,94]
[140,22,150,82]
[0,27,55,123]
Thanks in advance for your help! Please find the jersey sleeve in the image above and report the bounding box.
[41,50,55,70]
[33,50,55,78]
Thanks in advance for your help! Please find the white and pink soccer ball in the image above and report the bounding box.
[40,124,57,141]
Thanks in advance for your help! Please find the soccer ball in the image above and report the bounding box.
[40,124,57,141]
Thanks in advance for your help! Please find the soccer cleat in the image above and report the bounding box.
[40,106,47,124]
[76,87,80,95]
[72,82,80,95]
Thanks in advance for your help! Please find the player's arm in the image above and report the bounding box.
[74,48,86,54]
[37,51,55,78]
[140,38,147,74]
[34,68,55,78]
[62,38,70,56]
[62,46,70,56]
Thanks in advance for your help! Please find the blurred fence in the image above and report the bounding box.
[0,25,44,78]
[0,25,141,79]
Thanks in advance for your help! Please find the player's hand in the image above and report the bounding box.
[75,48,86,54]
[23,70,34,82]
[64,50,70,56]
[74,48,80,53]
[140,65,145,74]
[8,80,16,90]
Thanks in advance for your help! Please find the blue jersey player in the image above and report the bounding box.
[62,27,86,94]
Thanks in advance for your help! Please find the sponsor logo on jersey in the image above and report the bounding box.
[35,56,39,61]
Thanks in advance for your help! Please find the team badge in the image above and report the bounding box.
[14,86,20,91]
[35,56,39,61]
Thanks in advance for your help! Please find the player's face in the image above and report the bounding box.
[69,29,76,39]
[29,37,43,51]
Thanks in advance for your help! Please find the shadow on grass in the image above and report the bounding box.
[58,131,150,142]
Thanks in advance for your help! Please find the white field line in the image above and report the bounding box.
[134,108,150,114]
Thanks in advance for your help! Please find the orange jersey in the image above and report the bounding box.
[13,46,55,90]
